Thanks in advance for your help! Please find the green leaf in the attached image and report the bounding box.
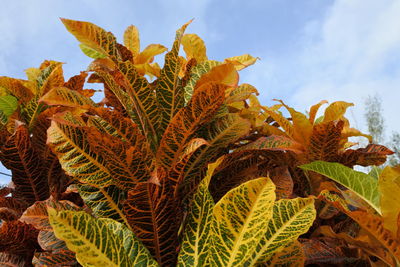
[209,177,276,266]
[247,197,316,265]
[177,159,221,267]
[300,161,381,214]
[78,184,130,226]
[79,43,107,59]
[48,209,158,267]
[156,21,191,134]
[183,60,221,103]
[0,95,18,117]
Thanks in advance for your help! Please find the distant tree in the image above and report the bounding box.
[364,94,399,166]
[364,94,385,144]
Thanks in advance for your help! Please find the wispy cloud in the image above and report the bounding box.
[291,0,400,133]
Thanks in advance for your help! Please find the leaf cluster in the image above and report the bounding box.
[0,18,398,266]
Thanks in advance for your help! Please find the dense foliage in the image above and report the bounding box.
[0,18,398,266]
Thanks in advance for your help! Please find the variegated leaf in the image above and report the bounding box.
[78,184,129,225]
[1,125,49,204]
[156,82,226,171]
[177,159,221,267]
[40,86,96,108]
[247,197,316,265]
[183,60,221,103]
[209,177,276,266]
[48,209,158,267]
[156,21,192,134]
[124,25,140,55]
[61,18,119,59]
[124,180,180,266]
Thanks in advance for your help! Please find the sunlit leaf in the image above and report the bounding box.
[209,177,276,266]
[182,33,207,62]
[309,100,328,124]
[379,166,400,234]
[124,25,140,55]
[61,18,119,59]
[226,83,259,104]
[79,43,107,59]
[136,44,167,64]
[156,82,226,171]
[300,161,381,213]
[48,209,158,266]
[156,20,192,134]
[177,159,221,267]
[323,101,354,123]
[236,135,303,153]
[183,60,220,102]
[247,197,316,265]
[40,86,96,108]
[224,54,258,71]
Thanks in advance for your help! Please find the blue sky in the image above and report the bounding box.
[1,0,400,184]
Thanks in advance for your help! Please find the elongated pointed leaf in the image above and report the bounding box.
[124,25,140,55]
[156,82,226,170]
[47,115,115,187]
[209,177,276,266]
[379,166,400,234]
[236,135,303,153]
[40,86,96,108]
[300,161,380,213]
[19,199,80,231]
[48,209,158,267]
[113,60,161,149]
[78,184,130,225]
[309,100,328,123]
[226,83,258,104]
[177,159,221,267]
[124,180,180,266]
[33,249,77,267]
[136,44,167,64]
[178,114,251,196]
[224,54,258,70]
[156,21,191,133]
[1,125,49,204]
[61,18,119,59]
[323,101,354,122]
[183,60,221,102]
[247,197,316,265]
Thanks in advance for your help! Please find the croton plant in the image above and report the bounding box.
[0,18,399,267]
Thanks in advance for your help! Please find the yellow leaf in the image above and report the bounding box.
[309,100,328,124]
[135,44,167,64]
[323,101,354,122]
[209,177,276,266]
[194,64,239,91]
[48,209,158,267]
[224,54,259,70]
[379,166,400,234]
[61,18,119,59]
[181,33,207,62]
[124,25,140,56]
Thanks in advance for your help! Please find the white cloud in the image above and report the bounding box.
[290,0,400,134]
